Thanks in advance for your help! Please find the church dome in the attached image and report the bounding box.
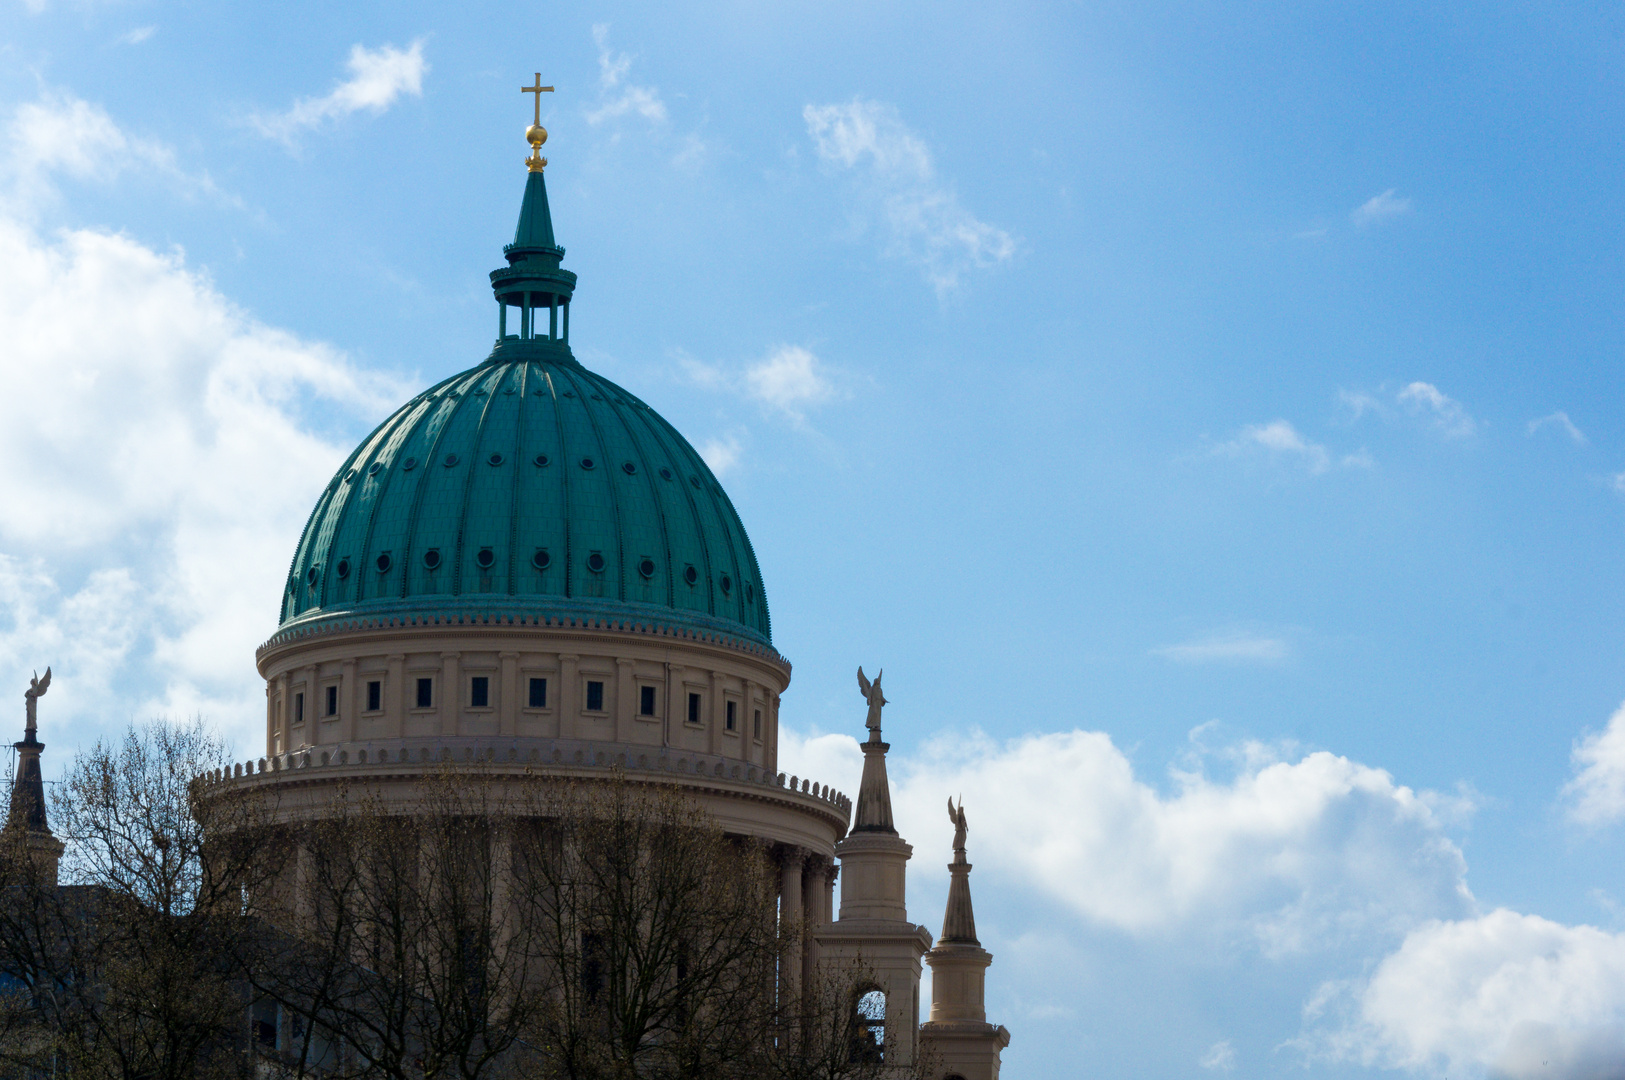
[278,171,772,646]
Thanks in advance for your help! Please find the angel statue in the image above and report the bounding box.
[947,797,968,859]
[24,667,50,737]
[856,667,887,736]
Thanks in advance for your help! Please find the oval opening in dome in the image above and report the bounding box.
[476,548,496,570]
[443,454,459,468]
[306,566,320,586]
[591,393,602,401]
[367,462,383,476]
[622,461,637,475]
[689,475,701,489]
[533,453,551,467]
[587,552,606,573]
[683,565,699,586]
[488,453,504,466]
[422,548,442,571]
[532,549,551,570]
[376,553,392,573]
[580,457,595,470]
[746,583,755,603]
[402,457,417,471]
[720,574,732,594]
[659,467,673,481]
[344,469,357,483]
[336,558,351,579]
[638,557,656,578]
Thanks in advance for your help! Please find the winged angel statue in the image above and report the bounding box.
[856,666,887,736]
[24,667,50,737]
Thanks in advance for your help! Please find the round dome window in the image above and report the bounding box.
[659,467,673,481]
[476,548,496,570]
[720,574,732,594]
[533,453,550,467]
[580,457,595,470]
[401,457,417,471]
[622,461,637,475]
[683,565,699,586]
[367,462,383,476]
[375,553,392,573]
[336,558,351,579]
[443,453,460,468]
[344,469,357,483]
[422,549,442,570]
[638,557,656,578]
[532,549,551,570]
[746,583,755,603]
[488,453,504,466]
[689,475,701,489]
[306,566,320,586]
[587,552,606,573]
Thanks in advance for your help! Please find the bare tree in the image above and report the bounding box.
[0,719,281,1080]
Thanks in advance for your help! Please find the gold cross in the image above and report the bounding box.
[521,74,554,126]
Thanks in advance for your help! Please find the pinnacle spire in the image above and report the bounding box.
[853,666,895,832]
[940,798,979,944]
[7,668,63,886]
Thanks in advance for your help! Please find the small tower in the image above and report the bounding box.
[918,799,1010,1080]
[5,668,64,887]
[817,668,933,1070]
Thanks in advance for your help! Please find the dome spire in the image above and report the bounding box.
[490,74,576,347]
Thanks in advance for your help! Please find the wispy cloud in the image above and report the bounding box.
[1351,189,1412,227]
[250,40,427,146]
[1397,381,1476,437]
[698,436,742,477]
[1563,701,1625,827]
[1152,632,1290,664]
[118,26,156,45]
[803,98,1015,294]
[681,344,841,424]
[3,92,229,212]
[1200,1041,1237,1072]
[585,25,666,126]
[1211,419,1371,474]
[1529,411,1587,444]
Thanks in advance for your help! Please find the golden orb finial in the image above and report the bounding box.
[521,74,554,172]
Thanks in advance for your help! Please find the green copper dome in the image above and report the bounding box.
[278,170,772,645]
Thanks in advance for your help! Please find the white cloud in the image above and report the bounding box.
[1199,1040,1237,1072]
[1398,381,1477,438]
[1152,632,1289,664]
[1563,700,1625,826]
[1311,910,1625,1080]
[804,98,1015,294]
[251,41,427,146]
[777,724,865,791]
[744,345,835,417]
[0,212,400,753]
[784,726,1473,953]
[586,24,667,126]
[4,92,224,212]
[119,26,156,45]
[1215,419,1332,473]
[698,436,743,478]
[1352,189,1412,226]
[1528,411,1587,444]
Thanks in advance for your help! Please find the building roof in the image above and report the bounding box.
[278,170,772,644]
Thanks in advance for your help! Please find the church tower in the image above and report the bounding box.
[816,670,933,1070]
[917,800,1010,1080]
[5,669,63,887]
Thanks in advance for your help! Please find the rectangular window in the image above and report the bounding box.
[325,685,338,717]
[416,677,433,709]
[640,685,656,716]
[528,677,548,708]
[754,709,762,740]
[294,692,304,725]
[726,700,736,731]
[470,676,490,708]
[688,692,701,725]
[586,680,604,712]
[366,680,381,712]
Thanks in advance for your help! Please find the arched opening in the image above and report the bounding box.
[851,987,886,1063]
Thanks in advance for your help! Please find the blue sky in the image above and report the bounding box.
[5,2,1625,1077]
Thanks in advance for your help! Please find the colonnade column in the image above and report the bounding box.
[802,854,825,986]
[779,848,805,1012]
